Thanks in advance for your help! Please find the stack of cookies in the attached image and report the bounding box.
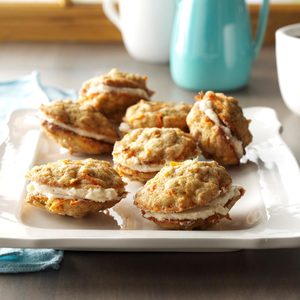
[25,68,252,230]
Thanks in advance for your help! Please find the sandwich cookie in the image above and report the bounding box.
[26,159,127,218]
[79,68,154,124]
[186,91,252,166]
[113,127,200,182]
[40,100,118,154]
[134,160,245,230]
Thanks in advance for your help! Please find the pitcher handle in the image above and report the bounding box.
[102,0,121,30]
[253,0,269,58]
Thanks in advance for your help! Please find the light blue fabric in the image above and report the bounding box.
[0,72,76,272]
[0,248,63,273]
[0,71,77,143]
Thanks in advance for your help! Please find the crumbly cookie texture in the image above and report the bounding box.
[40,100,118,154]
[82,68,154,92]
[120,100,192,133]
[25,159,127,218]
[113,127,200,169]
[26,194,119,218]
[134,160,232,213]
[186,91,252,166]
[114,165,158,182]
[40,99,118,140]
[26,159,126,191]
[144,194,241,230]
[41,121,113,155]
[78,69,154,124]
[134,160,245,229]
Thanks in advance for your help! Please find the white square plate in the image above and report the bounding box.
[1,107,300,251]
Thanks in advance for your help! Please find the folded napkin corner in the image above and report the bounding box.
[0,248,64,273]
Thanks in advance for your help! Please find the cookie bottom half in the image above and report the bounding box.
[141,192,242,230]
[42,121,113,155]
[115,164,158,182]
[26,193,120,218]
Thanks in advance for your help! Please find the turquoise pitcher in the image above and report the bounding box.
[170,0,269,91]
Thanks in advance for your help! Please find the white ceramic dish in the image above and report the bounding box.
[0,107,300,251]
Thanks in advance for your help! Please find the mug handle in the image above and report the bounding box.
[102,0,121,30]
[253,0,269,58]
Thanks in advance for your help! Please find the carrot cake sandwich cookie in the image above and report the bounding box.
[119,100,192,134]
[78,68,154,124]
[39,100,118,154]
[25,159,127,218]
[134,160,245,230]
[186,91,252,166]
[112,127,200,182]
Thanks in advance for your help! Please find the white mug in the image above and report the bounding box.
[102,0,176,63]
[276,23,300,115]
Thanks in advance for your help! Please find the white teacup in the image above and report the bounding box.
[276,23,300,115]
[102,0,176,63]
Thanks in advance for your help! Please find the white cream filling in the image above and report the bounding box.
[40,113,116,144]
[143,186,241,221]
[86,83,150,99]
[198,99,244,158]
[119,122,132,133]
[125,164,163,172]
[27,181,120,203]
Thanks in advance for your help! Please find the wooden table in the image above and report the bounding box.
[0,44,300,300]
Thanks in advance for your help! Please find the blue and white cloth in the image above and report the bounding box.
[0,71,76,143]
[0,248,63,273]
[0,72,76,273]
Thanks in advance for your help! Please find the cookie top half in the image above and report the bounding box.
[113,128,199,168]
[40,100,118,142]
[134,160,232,213]
[79,68,154,99]
[120,100,192,132]
[26,159,126,193]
